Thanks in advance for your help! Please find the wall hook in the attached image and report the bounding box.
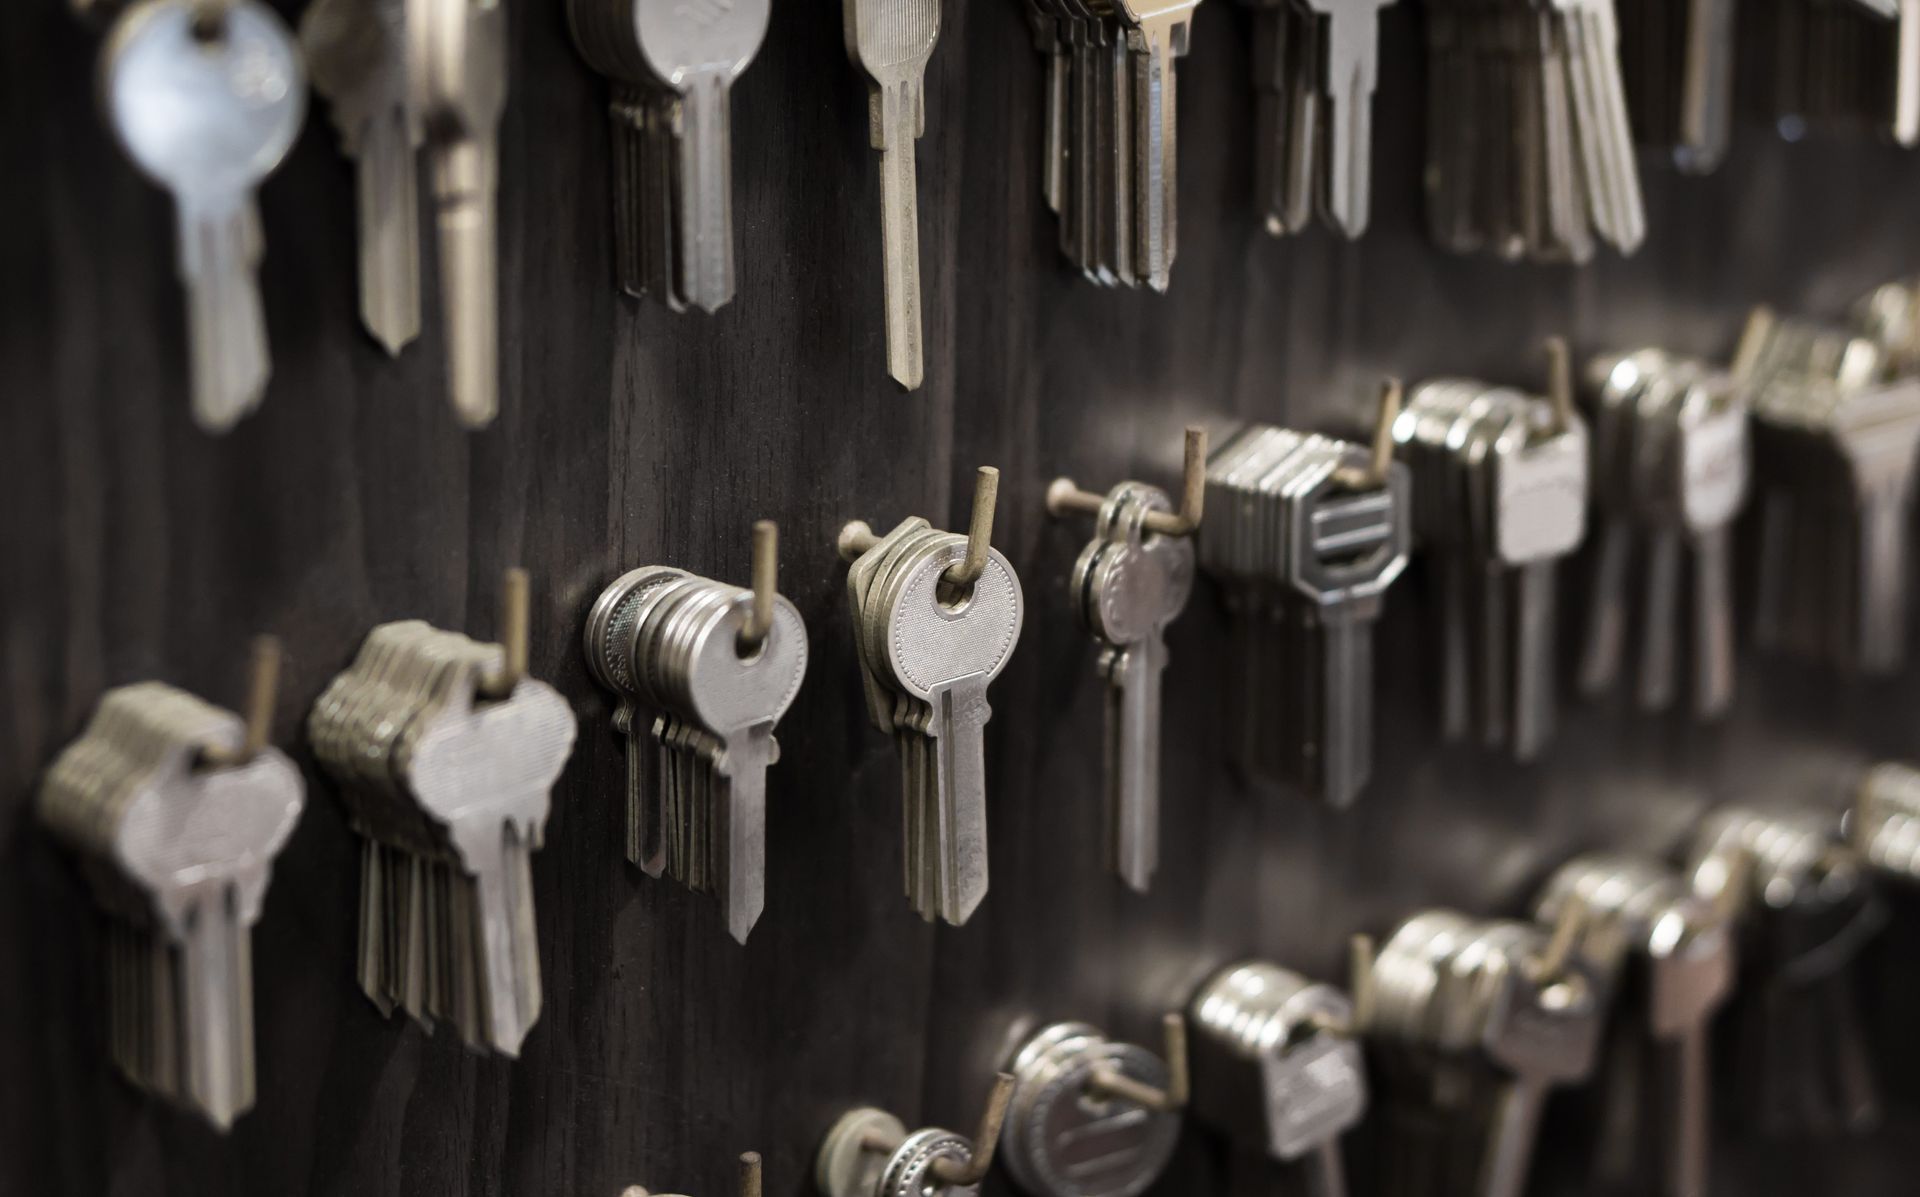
[836,467,1003,585]
[478,566,531,700]
[1085,1012,1190,1112]
[198,634,283,768]
[622,1151,762,1197]
[737,521,779,654]
[1046,425,1208,537]
[1544,335,1577,432]
[1334,377,1402,490]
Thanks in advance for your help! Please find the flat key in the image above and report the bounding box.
[846,0,940,389]
[302,0,423,354]
[410,0,507,427]
[1113,0,1198,288]
[102,0,304,433]
[1305,0,1392,236]
[636,0,769,312]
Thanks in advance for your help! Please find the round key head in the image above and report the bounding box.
[409,0,506,130]
[1005,1022,1179,1197]
[675,589,808,735]
[844,0,940,77]
[1079,484,1194,647]
[102,0,306,195]
[583,566,691,696]
[881,541,1023,702]
[879,1127,978,1197]
[300,0,408,129]
[636,0,771,91]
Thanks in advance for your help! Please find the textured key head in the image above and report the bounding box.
[678,591,808,734]
[844,0,940,78]
[879,1128,978,1197]
[102,0,306,196]
[636,0,770,90]
[400,662,578,848]
[1283,443,1410,606]
[40,683,304,934]
[1004,1023,1180,1197]
[408,0,506,133]
[883,542,1023,700]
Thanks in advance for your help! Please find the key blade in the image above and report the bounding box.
[175,884,254,1129]
[357,108,424,354]
[715,725,776,943]
[675,74,737,311]
[434,141,500,427]
[933,676,993,924]
[875,84,925,389]
[456,820,543,1056]
[1106,636,1167,893]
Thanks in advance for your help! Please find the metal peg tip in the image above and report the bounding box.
[941,466,1000,591]
[927,1072,1015,1187]
[837,520,879,562]
[739,521,778,653]
[1174,424,1207,534]
[1335,377,1401,490]
[1349,932,1376,1032]
[200,634,282,768]
[1545,336,1576,432]
[480,567,530,699]
[1534,893,1587,982]
[1732,305,1777,381]
[739,1152,762,1197]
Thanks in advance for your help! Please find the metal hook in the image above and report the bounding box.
[1046,425,1208,537]
[621,1151,761,1197]
[1333,378,1402,490]
[1308,932,1376,1038]
[1544,335,1577,433]
[478,567,530,700]
[737,521,778,654]
[198,635,282,768]
[941,467,1001,592]
[1530,890,1590,983]
[1732,305,1777,382]
[857,1073,1016,1187]
[1085,1013,1190,1112]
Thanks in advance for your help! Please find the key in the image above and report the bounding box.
[635,0,770,311]
[101,0,304,433]
[1110,0,1199,287]
[845,0,941,389]
[409,0,507,427]
[1077,483,1194,892]
[879,1129,980,1197]
[39,678,305,1129]
[1305,0,1393,236]
[878,535,1023,923]
[1003,1022,1182,1197]
[302,0,423,354]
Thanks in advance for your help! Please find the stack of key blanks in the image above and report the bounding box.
[566,0,770,309]
[1423,0,1646,262]
[1363,909,1610,1197]
[1066,482,1194,893]
[1394,364,1590,760]
[309,619,576,1056]
[1242,0,1397,238]
[1850,760,1920,881]
[1742,307,1920,674]
[1687,807,1887,1138]
[583,564,808,944]
[845,516,1025,925]
[38,682,305,1129]
[1535,854,1738,1197]
[1021,0,1201,291]
[1742,0,1920,148]
[1616,0,1738,173]
[1578,348,1750,717]
[1201,418,1410,806]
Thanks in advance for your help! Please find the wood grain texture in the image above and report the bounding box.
[6,0,1920,1193]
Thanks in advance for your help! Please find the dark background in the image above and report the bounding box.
[7,0,1920,1193]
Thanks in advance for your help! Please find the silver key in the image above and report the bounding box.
[101,0,304,433]
[39,681,305,1129]
[302,0,423,354]
[409,0,507,427]
[1003,1022,1181,1197]
[845,0,941,389]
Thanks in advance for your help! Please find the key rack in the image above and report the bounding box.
[12,0,1920,1194]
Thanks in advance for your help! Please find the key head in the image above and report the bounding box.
[882,541,1023,702]
[1005,1023,1180,1197]
[1283,444,1410,608]
[678,591,808,735]
[1647,911,1735,1039]
[584,566,693,698]
[409,0,506,136]
[816,1108,907,1197]
[400,662,578,849]
[1083,484,1195,647]
[1263,1027,1367,1159]
[636,0,770,90]
[1487,402,1589,564]
[879,1127,979,1197]
[1478,923,1608,1085]
[300,0,408,138]
[844,0,940,82]
[102,0,306,198]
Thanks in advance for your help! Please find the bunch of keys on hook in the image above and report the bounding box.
[816,1073,1017,1197]
[38,637,305,1129]
[839,469,1025,925]
[1046,428,1203,892]
[308,569,577,1056]
[583,522,808,944]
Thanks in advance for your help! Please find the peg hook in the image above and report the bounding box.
[1334,378,1402,490]
[478,567,531,700]
[737,521,778,654]
[1545,335,1577,433]
[857,1073,1016,1187]
[941,467,1001,593]
[1086,1012,1190,1112]
[1046,425,1209,537]
[199,634,282,768]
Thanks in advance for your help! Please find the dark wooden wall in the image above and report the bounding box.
[7,0,1920,1193]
